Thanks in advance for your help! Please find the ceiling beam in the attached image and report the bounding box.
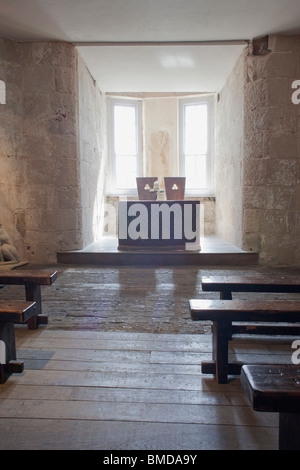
[73,40,249,47]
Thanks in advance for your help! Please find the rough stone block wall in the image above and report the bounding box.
[0,38,26,259]
[0,38,106,263]
[22,42,82,263]
[243,35,300,264]
[214,51,244,248]
[78,55,107,244]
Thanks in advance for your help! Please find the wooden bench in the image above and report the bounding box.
[0,300,36,383]
[0,269,57,329]
[201,275,300,336]
[241,364,300,450]
[189,299,300,384]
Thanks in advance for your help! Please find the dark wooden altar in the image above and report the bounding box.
[118,200,200,250]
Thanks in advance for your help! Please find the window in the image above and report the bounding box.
[179,97,212,194]
[109,98,142,193]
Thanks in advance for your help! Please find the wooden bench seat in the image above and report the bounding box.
[0,300,36,383]
[201,275,300,336]
[0,268,57,329]
[241,364,300,450]
[201,275,300,298]
[189,299,300,384]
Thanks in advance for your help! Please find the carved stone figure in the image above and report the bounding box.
[0,224,20,263]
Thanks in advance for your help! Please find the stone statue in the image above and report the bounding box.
[0,224,20,263]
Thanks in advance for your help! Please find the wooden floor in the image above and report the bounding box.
[0,327,296,450]
[0,262,299,451]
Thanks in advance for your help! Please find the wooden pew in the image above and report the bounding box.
[189,299,300,384]
[201,275,300,335]
[0,300,36,383]
[0,269,57,329]
[241,364,300,450]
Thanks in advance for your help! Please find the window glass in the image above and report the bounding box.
[184,104,207,155]
[110,99,141,192]
[114,105,136,155]
[180,98,211,194]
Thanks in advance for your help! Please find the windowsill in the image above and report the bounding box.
[185,195,215,201]
[106,191,139,198]
[106,193,215,201]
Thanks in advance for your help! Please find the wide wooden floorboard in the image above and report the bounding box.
[0,328,292,450]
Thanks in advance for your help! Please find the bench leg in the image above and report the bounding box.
[25,284,48,329]
[279,412,300,450]
[201,319,231,384]
[219,291,233,340]
[0,323,24,384]
[201,318,244,384]
[213,319,231,384]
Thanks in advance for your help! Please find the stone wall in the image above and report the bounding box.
[215,35,300,265]
[0,37,107,263]
[22,41,82,262]
[77,55,107,244]
[243,35,300,265]
[214,51,245,248]
[0,38,25,259]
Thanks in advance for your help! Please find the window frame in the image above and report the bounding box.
[108,97,142,195]
[179,95,213,196]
